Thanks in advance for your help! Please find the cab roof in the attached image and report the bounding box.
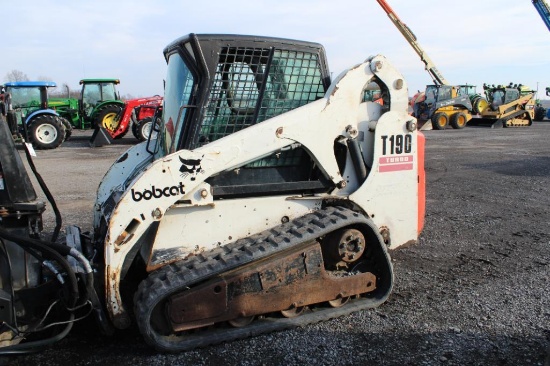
[163,33,326,62]
[79,79,120,85]
[5,81,57,88]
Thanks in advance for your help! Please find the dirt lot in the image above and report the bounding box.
[6,123,550,365]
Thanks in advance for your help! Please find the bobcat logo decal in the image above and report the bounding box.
[179,156,203,180]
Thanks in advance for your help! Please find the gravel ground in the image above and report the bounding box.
[4,123,550,366]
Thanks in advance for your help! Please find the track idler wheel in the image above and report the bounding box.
[327,295,351,308]
[228,316,255,328]
[280,305,306,318]
[322,228,366,269]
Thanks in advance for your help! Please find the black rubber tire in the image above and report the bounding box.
[450,112,468,129]
[472,97,489,115]
[135,117,159,142]
[94,104,122,134]
[28,114,65,150]
[131,119,140,140]
[59,117,73,141]
[431,112,449,130]
[534,106,546,121]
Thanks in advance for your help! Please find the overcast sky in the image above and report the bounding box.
[2,0,549,99]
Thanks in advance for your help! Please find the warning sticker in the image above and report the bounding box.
[379,155,414,172]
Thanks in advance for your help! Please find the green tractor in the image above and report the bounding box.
[48,78,125,137]
[459,84,489,115]
[4,81,68,149]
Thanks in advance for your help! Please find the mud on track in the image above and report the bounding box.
[7,124,550,366]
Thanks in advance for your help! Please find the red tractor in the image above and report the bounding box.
[50,80,163,143]
[132,101,163,142]
[121,95,163,141]
[128,95,163,141]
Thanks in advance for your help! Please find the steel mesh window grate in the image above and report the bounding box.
[258,50,325,123]
[200,47,270,144]
[200,46,326,167]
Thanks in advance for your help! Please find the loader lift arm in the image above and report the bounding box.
[532,0,550,32]
[376,0,449,86]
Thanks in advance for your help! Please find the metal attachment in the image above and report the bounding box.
[406,120,417,132]
[276,127,284,137]
[152,208,163,219]
[372,60,383,72]
[200,189,209,198]
[345,125,358,138]
[394,78,404,90]
[380,226,391,246]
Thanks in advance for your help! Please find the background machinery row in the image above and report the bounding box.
[377,0,542,130]
[0,79,162,149]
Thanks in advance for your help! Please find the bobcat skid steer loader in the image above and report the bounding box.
[0,34,425,353]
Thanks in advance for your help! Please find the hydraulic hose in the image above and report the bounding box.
[20,142,62,242]
[0,229,81,355]
[66,245,113,335]
[0,316,74,355]
[0,127,86,354]
[0,228,79,355]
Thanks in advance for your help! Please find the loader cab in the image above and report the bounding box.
[437,85,453,101]
[496,89,518,107]
[5,81,55,113]
[424,84,466,105]
[4,81,57,134]
[459,84,477,97]
[79,79,121,118]
[162,34,331,151]
[161,34,334,198]
[414,85,440,119]
[485,86,519,109]
[423,85,438,105]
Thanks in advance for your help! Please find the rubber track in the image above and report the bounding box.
[134,206,393,352]
[498,109,531,127]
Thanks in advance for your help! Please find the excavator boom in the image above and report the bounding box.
[376,0,449,86]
